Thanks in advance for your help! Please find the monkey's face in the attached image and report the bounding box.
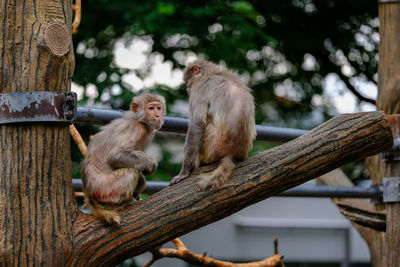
[144,101,164,129]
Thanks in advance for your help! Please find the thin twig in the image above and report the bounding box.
[69,124,87,157]
[72,0,81,34]
[69,124,87,198]
[145,238,284,267]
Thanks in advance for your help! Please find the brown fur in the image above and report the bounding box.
[82,93,166,224]
[170,60,256,188]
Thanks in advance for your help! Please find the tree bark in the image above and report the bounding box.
[69,111,392,266]
[0,1,76,266]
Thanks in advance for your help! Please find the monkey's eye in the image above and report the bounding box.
[148,106,155,110]
[157,106,162,111]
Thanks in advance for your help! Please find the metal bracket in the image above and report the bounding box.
[0,92,77,124]
[383,177,400,203]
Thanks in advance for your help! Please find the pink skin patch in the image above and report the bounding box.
[93,189,121,204]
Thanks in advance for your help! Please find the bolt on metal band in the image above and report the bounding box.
[383,177,400,203]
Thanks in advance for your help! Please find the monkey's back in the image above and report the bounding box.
[194,73,256,161]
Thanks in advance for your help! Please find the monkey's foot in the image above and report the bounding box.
[196,176,213,190]
[169,174,189,185]
[133,193,141,201]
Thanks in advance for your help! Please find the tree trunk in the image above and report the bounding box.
[0,1,76,265]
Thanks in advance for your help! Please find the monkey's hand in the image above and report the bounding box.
[142,158,157,176]
[170,172,190,186]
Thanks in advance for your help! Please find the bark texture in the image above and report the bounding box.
[0,0,76,266]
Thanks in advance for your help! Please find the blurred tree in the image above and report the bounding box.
[72,0,378,182]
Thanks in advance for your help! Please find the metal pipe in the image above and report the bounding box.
[76,106,122,125]
[72,179,382,198]
[76,106,308,142]
[278,185,383,198]
[232,216,351,229]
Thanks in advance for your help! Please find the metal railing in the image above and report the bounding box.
[72,179,382,198]
[76,106,308,142]
[74,106,388,198]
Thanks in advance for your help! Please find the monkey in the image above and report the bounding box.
[170,59,256,189]
[81,93,166,224]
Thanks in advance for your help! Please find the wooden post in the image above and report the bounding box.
[377,2,400,114]
[0,1,77,265]
[382,115,400,266]
[377,2,400,266]
[360,1,400,266]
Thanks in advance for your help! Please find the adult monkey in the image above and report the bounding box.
[170,60,256,188]
[82,93,166,224]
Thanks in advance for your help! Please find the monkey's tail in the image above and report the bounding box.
[197,156,235,189]
[83,198,121,225]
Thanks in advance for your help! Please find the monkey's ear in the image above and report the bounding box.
[131,102,139,113]
[192,66,200,75]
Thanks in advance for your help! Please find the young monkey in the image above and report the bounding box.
[82,93,166,224]
[170,60,256,189]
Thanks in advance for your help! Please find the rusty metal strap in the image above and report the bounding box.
[0,92,77,124]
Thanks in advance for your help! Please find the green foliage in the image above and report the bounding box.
[72,0,379,182]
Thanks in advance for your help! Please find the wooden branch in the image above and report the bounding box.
[74,191,85,198]
[69,124,87,157]
[319,168,387,230]
[336,200,386,231]
[72,0,81,34]
[336,68,376,105]
[69,111,393,266]
[145,238,284,267]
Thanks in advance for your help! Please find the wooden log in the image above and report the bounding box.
[69,111,393,266]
